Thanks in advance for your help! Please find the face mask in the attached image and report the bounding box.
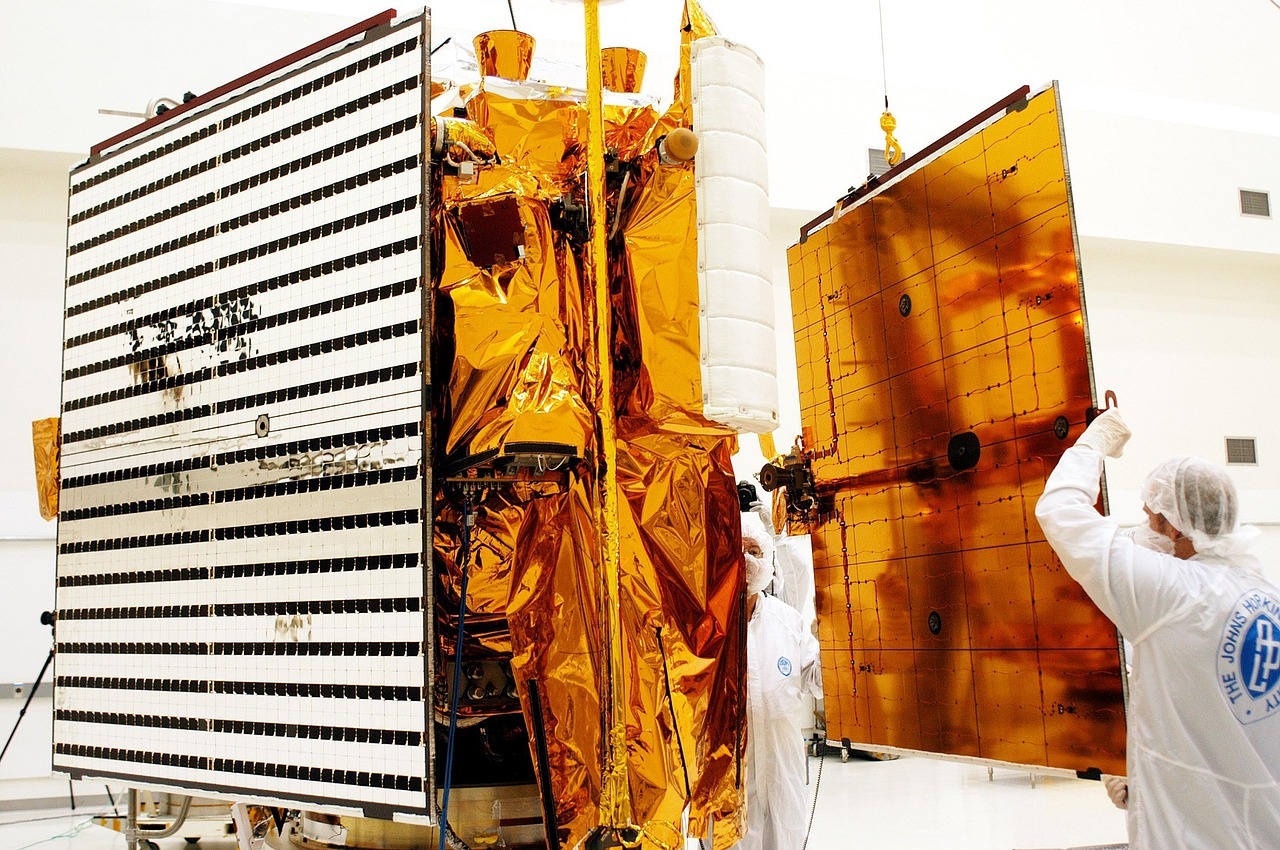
[1132,524,1175,555]
[745,553,773,594]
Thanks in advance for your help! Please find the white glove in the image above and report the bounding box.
[748,499,775,537]
[1076,408,1131,458]
[1103,775,1128,810]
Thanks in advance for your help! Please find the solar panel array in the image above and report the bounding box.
[787,85,1127,774]
[54,15,432,818]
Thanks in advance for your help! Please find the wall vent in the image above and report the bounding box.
[1225,437,1258,466]
[1240,189,1271,218]
[868,147,893,178]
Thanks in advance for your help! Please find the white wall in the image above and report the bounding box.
[1,0,1279,802]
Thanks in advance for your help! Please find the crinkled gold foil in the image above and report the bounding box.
[473,30,536,81]
[465,82,656,191]
[615,160,706,431]
[432,116,498,163]
[507,480,605,844]
[32,417,59,521]
[602,47,647,94]
[438,184,593,463]
[613,433,745,848]
[650,0,718,144]
[431,4,745,846]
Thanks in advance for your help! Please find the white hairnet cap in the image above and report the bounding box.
[1140,456,1259,558]
[741,512,775,594]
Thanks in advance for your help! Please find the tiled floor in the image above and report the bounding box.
[0,754,1128,850]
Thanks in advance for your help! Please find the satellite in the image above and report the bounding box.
[52,4,771,848]
[45,0,1126,845]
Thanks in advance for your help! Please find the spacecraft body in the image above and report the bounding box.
[51,4,773,849]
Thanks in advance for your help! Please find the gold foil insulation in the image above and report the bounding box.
[786,85,1125,776]
[473,30,536,81]
[432,3,744,846]
[651,0,718,143]
[602,47,647,93]
[32,417,60,521]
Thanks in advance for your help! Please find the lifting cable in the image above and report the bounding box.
[876,0,903,167]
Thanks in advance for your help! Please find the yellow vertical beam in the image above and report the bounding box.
[583,0,631,832]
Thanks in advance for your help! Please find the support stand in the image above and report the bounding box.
[0,644,53,768]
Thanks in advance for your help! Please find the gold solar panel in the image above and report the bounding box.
[787,84,1125,774]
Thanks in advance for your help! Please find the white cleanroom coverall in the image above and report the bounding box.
[773,533,816,629]
[739,592,823,850]
[1036,445,1280,849]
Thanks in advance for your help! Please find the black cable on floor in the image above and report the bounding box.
[801,742,825,850]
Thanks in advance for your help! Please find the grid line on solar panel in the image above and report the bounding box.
[64,277,419,380]
[54,744,424,792]
[69,112,419,238]
[56,553,419,588]
[61,361,419,444]
[60,421,418,490]
[68,35,419,200]
[59,596,422,620]
[64,229,422,345]
[58,507,417,554]
[59,568,210,587]
[55,710,424,747]
[66,193,418,317]
[59,492,210,521]
[55,517,419,570]
[61,454,211,488]
[67,156,419,294]
[62,249,422,372]
[66,153,418,293]
[62,319,419,414]
[57,677,422,701]
[66,75,419,234]
[57,641,421,656]
[64,237,418,349]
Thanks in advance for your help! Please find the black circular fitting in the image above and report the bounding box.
[947,431,981,472]
[255,413,270,438]
[1053,415,1070,440]
[927,611,942,635]
[898,293,912,317]
[758,462,794,493]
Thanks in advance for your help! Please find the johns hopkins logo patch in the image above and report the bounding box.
[1217,588,1280,725]
[777,656,793,677]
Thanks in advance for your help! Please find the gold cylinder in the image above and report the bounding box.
[473,30,536,81]
[601,46,646,93]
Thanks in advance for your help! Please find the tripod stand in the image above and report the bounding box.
[0,612,56,767]
[0,611,114,813]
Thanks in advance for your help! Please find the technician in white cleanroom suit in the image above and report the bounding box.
[735,513,822,850]
[1035,408,1280,849]
[745,490,816,629]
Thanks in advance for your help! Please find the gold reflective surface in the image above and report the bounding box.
[32,417,59,521]
[788,86,1125,775]
[434,3,745,846]
[473,30,536,81]
[602,47,647,93]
